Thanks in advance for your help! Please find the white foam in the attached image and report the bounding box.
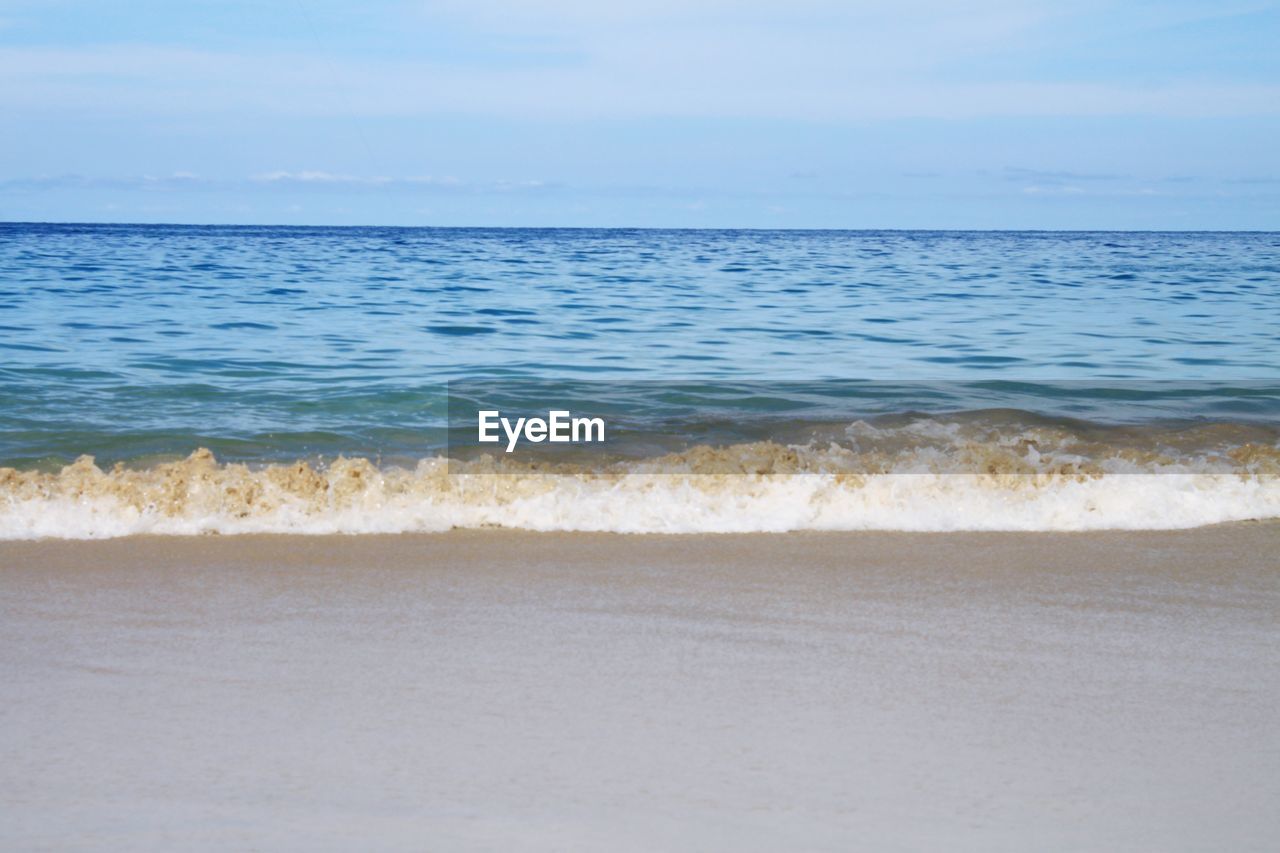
[2,452,1277,539]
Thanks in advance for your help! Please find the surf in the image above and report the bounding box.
[2,440,1277,539]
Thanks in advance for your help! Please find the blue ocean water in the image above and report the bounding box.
[1,223,1278,467]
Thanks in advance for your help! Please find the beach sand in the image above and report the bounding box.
[2,526,1278,850]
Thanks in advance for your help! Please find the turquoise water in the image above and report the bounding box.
[1,224,1278,467]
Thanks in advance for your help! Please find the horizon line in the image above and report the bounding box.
[3,220,1277,235]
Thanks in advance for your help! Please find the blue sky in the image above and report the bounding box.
[1,0,1278,228]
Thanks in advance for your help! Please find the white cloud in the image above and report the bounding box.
[1,0,1278,122]
[0,171,554,194]
[2,42,1278,121]
[253,171,400,185]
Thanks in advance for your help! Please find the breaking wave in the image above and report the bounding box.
[3,418,1279,538]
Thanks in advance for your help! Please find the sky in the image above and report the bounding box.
[1,0,1278,228]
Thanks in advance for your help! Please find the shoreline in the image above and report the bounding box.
[2,514,1280,548]
[4,524,1278,849]
[3,518,1279,563]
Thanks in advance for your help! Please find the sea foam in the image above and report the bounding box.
[2,436,1278,539]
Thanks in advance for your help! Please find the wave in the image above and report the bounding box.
[3,421,1279,538]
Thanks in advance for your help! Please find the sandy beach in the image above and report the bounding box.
[2,525,1277,850]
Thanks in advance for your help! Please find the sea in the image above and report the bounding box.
[1,223,1278,537]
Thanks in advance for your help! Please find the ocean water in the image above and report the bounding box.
[1,223,1278,536]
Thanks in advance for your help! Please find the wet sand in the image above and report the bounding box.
[2,526,1279,850]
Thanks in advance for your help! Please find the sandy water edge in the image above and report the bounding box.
[2,519,1279,572]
